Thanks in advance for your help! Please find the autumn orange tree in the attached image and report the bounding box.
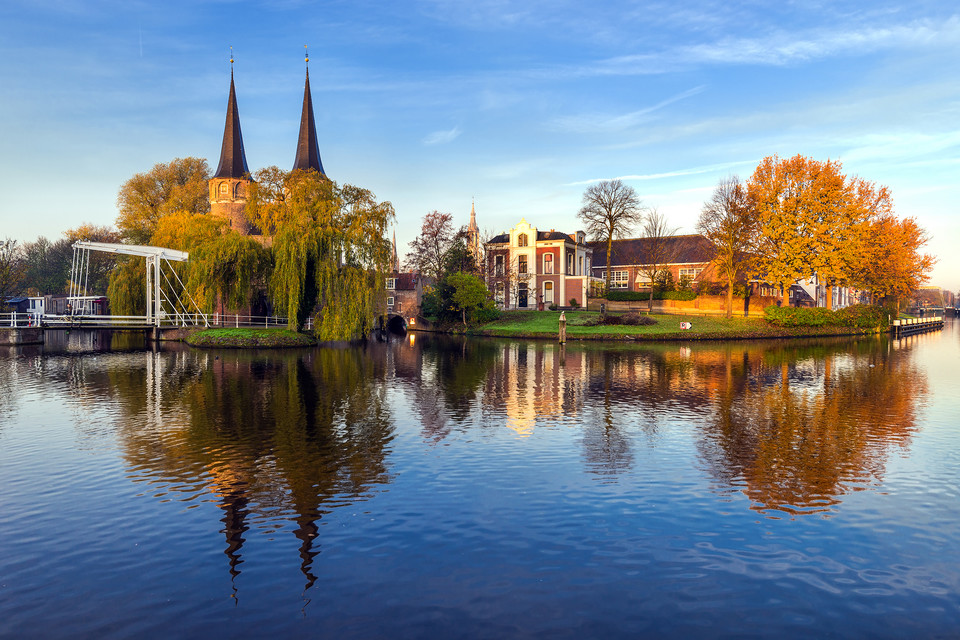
[747,154,894,308]
[852,215,934,311]
[698,176,760,318]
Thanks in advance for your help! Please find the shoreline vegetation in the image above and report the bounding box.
[463,309,888,342]
[185,305,897,348]
[186,328,316,348]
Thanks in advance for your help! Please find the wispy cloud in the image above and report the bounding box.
[422,126,462,145]
[542,16,960,78]
[549,85,706,134]
[567,160,756,186]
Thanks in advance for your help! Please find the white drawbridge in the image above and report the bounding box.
[69,241,208,327]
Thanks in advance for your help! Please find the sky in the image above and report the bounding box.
[1,0,958,293]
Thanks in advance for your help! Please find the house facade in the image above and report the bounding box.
[588,235,717,292]
[484,219,593,309]
[386,272,428,325]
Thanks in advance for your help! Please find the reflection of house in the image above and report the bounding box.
[484,219,593,309]
[588,235,716,291]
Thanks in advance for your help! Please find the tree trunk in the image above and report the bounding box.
[825,283,833,310]
[781,284,789,307]
[605,238,613,295]
[648,285,654,313]
[725,276,734,320]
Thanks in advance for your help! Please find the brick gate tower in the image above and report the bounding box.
[209,58,253,234]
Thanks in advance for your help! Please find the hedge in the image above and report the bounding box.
[606,290,697,302]
[763,304,887,328]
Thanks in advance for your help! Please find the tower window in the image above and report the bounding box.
[219,182,228,195]
[518,233,528,247]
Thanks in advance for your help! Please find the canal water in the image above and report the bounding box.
[1,323,958,638]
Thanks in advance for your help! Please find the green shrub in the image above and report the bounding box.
[586,313,657,327]
[606,290,697,302]
[833,304,887,328]
[569,298,581,309]
[764,304,886,328]
[474,302,501,323]
[548,303,558,311]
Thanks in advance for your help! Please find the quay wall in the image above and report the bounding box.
[0,327,44,345]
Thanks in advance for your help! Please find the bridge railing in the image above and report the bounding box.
[2,312,40,328]
[207,314,290,328]
[43,314,156,327]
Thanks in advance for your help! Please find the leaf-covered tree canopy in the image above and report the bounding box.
[116,157,211,244]
[246,168,394,340]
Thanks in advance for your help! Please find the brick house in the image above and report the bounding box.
[588,235,717,292]
[484,219,593,309]
[386,272,429,326]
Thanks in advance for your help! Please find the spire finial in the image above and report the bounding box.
[230,45,234,66]
[304,44,309,67]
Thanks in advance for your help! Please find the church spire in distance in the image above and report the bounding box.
[293,45,326,175]
[213,47,250,179]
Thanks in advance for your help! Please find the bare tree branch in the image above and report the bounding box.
[577,180,644,294]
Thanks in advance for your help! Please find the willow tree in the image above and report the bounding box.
[107,212,269,317]
[246,168,394,340]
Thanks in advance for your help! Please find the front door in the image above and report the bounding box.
[518,283,528,308]
[543,281,554,304]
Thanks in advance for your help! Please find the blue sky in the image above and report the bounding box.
[1,0,958,292]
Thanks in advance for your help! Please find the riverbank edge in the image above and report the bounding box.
[452,326,888,342]
[185,328,317,348]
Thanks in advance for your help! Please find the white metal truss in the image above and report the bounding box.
[70,241,208,327]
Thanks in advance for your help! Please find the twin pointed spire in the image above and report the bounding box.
[213,51,250,179]
[292,46,325,175]
[215,47,326,179]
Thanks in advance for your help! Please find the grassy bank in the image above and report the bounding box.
[468,310,886,341]
[186,328,316,348]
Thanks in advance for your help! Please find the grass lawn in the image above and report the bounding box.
[471,310,881,341]
[186,327,316,348]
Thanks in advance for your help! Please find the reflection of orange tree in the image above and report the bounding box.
[697,340,924,516]
[108,348,393,594]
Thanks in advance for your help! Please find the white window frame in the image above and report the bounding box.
[386,278,396,290]
[544,253,554,274]
[387,296,395,306]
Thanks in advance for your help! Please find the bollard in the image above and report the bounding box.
[559,311,566,344]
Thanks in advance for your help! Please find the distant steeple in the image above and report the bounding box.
[467,198,481,267]
[293,47,325,175]
[391,230,399,272]
[213,60,250,179]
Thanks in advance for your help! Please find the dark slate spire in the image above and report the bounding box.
[213,67,250,179]
[293,62,325,175]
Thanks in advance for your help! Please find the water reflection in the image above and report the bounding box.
[10,330,928,597]
[106,347,394,595]
[395,334,926,514]
[696,339,925,516]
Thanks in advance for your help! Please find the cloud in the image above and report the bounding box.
[566,160,757,186]
[422,126,462,145]
[541,15,960,78]
[549,85,706,134]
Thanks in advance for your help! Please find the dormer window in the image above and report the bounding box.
[518,233,529,247]
[386,278,396,290]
